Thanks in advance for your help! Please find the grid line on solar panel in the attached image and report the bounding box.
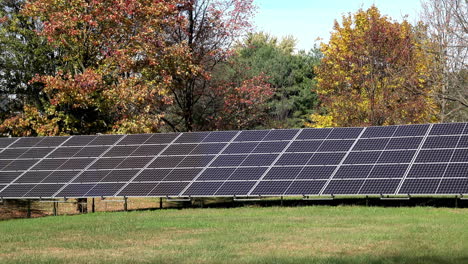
[394,123,434,195]
[51,135,128,198]
[318,127,366,195]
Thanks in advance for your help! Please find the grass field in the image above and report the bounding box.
[0,206,467,264]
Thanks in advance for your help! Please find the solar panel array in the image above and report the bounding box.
[0,123,467,199]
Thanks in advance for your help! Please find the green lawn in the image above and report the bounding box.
[0,206,467,264]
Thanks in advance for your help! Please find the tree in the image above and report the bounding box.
[312,6,439,127]
[162,0,256,132]
[1,0,196,136]
[0,0,58,120]
[215,32,321,128]
[421,0,468,122]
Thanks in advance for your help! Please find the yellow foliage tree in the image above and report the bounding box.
[310,6,440,128]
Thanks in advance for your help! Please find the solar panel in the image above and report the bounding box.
[1,122,468,199]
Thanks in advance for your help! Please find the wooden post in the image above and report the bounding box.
[53,201,57,216]
[76,198,88,213]
[455,197,458,208]
[280,196,283,207]
[366,196,369,207]
[26,200,31,218]
[124,197,128,212]
[159,197,163,209]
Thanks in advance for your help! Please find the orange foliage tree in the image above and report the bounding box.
[310,6,439,128]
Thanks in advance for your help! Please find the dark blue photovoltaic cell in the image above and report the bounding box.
[131,145,166,156]
[415,149,453,163]
[116,134,152,145]
[359,179,400,194]
[178,155,215,168]
[145,133,178,144]
[19,148,55,159]
[297,166,336,179]
[323,180,364,194]
[317,140,354,152]
[451,149,468,162]
[59,158,94,170]
[297,128,332,140]
[26,184,64,197]
[353,138,389,151]
[48,147,82,158]
[0,138,17,148]
[222,142,258,154]
[89,158,125,170]
[62,136,96,147]
[43,171,78,183]
[308,153,345,165]
[286,141,322,153]
[149,156,184,168]
[215,181,256,196]
[361,126,397,138]
[10,137,43,148]
[423,136,460,149]
[190,143,226,155]
[430,123,465,135]
[14,171,51,183]
[437,178,468,194]
[344,151,381,164]
[334,165,373,179]
[197,168,235,181]
[4,159,38,171]
[85,183,124,196]
[386,137,422,150]
[89,135,123,146]
[121,183,156,196]
[162,144,197,155]
[148,182,189,196]
[398,179,440,194]
[407,163,447,178]
[377,150,415,164]
[35,137,68,147]
[118,183,157,196]
[263,129,298,141]
[73,170,110,183]
[183,181,223,196]
[251,181,291,195]
[264,167,302,180]
[210,155,247,167]
[241,154,277,166]
[276,153,313,165]
[394,124,429,137]
[74,146,109,157]
[285,180,326,195]
[0,184,35,197]
[327,127,363,139]
[0,171,22,183]
[175,132,210,143]
[0,160,11,170]
[162,168,202,181]
[234,130,269,142]
[104,146,138,157]
[228,167,267,181]
[457,136,468,148]
[0,148,28,159]
[134,169,171,182]
[102,170,137,182]
[202,131,237,142]
[253,141,288,153]
[55,184,95,197]
[445,164,468,178]
[369,164,408,178]
[117,157,153,169]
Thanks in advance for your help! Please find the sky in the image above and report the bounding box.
[253,0,423,51]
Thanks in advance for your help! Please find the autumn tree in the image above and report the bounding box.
[1,0,196,136]
[311,6,439,127]
[162,0,257,131]
[421,0,467,122]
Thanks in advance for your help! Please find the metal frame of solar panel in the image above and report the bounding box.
[1,122,468,199]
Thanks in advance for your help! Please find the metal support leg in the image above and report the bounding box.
[455,197,458,208]
[53,201,57,216]
[26,200,31,218]
[92,198,95,213]
[124,197,128,212]
[280,196,283,207]
[366,196,369,207]
[200,199,204,208]
[159,197,163,209]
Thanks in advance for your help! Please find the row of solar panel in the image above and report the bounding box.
[2,176,467,198]
[2,162,467,184]
[1,123,467,150]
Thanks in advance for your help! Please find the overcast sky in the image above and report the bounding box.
[253,0,423,51]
